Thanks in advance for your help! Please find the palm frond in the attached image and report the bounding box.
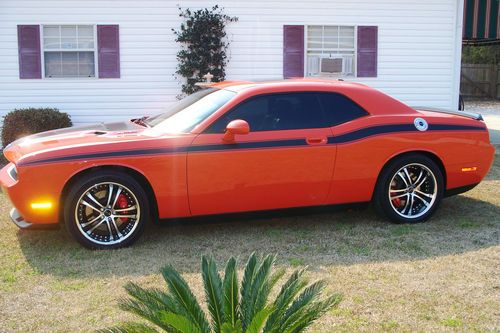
[119,298,178,332]
[283,280,326,319]
[161,265,211,333]
[201,255,225,332]
[223,257,239,327]
[124,282,180,314]
[287,294,342,333]
[107,255,340,333]
[241,254,276,331]
[159,311,203,333]
[220,321,242,333]
[263,269,308,333]
[96,322,160,333]
[274,281,328,333]
[239,253,258,329]
[254,267,284,313]
[244,306,273,333]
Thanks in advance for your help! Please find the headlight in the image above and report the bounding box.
[7,164,17,181]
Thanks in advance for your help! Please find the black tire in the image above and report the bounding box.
[373,153,444,224]
[64,170,149,249]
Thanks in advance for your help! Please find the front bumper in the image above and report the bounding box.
[0,162,60,225]
[8,207,58,230]
[9,208,32,229]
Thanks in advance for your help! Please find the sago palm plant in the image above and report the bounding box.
[100,253,341,333]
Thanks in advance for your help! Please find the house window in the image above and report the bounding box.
[306,25,356,77]
[42,25,96,78]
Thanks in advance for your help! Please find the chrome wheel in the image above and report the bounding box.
[388,163,437,219]
[75,182,141,246]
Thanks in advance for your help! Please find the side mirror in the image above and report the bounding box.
[223,119,250,142]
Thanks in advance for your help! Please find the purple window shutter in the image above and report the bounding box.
[357,26,378,77]
[283,25,304,78]
[17,25,41,79]
[97,25,120,78]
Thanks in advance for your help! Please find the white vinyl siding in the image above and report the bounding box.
[0,0,463,126]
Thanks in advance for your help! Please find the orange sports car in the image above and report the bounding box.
[0,79,495,249]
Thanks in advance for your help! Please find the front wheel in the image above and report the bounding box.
[373,154,444,223]
[64,171,149,249]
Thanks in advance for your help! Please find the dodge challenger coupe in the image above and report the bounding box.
[0,79,495,249]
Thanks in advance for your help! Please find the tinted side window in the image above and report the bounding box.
[207,92,327,133]
[318,93,369,126]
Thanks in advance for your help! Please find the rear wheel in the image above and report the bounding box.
[373,154,444,223]
[64,171,149,249]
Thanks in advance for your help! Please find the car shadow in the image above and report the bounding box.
[16,194,499,278]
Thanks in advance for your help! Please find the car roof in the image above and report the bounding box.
[204,78,416,117]
[207,78,371,93]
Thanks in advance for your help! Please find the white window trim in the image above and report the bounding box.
[303,25,358,78]
[40,24,98,80]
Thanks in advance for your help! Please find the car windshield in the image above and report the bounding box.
[145,88,236,133]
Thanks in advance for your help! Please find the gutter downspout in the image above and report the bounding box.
[452,0,465,111]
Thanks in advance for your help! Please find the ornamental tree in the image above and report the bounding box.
[173,6,238,95]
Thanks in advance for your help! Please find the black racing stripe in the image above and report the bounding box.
[19,147,188,166]
[329,124,415,144]
[428,124,486,131]
[18,123,485,166]
[328,123,485,144]
[18,139,307,166]
[187,138,306,152]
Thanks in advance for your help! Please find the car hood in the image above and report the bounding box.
[3,121,155,164]
[16,121,143,140]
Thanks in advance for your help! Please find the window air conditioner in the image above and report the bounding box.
[320,57,343,74]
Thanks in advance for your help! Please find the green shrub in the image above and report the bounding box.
[173,6,238,95]
[2,108,72,147]
[462,45,499,64]
[101,253,342,333]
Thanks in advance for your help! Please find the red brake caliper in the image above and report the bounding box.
[390,183,402,207]
[117,194,129,222]
[392,197,402,207]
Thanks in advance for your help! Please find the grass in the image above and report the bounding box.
[0,149,499,332]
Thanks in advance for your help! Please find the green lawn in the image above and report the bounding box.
[0,150,498,332]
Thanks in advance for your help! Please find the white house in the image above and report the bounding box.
[0,0,464,126]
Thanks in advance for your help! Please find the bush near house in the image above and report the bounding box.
[1,108,72,147]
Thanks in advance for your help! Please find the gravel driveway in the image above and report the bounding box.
[464,100,500,144]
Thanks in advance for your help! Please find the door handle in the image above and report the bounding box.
[306,137,327,145]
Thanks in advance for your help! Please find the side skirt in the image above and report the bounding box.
[157,202,370,226]
[444,183,479,197]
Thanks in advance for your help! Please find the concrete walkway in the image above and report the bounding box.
[465,100,500,144]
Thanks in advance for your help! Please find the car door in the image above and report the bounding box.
[187,92,337,216]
